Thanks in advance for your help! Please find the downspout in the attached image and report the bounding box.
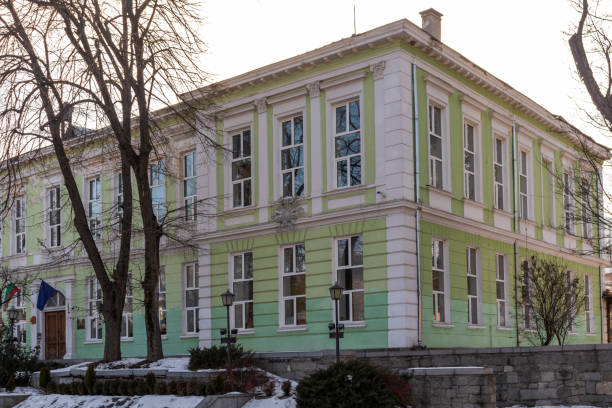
[600,264,604,344]
[512,122,520,346]
[412,63,423,346]
[514,240,520,347]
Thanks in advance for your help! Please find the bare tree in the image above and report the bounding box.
[519,256,585,346]
[0,0,216,362]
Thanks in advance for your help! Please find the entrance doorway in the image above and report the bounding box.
[45,310,66,359]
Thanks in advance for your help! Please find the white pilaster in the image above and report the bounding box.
[308,81,323,214]
[198,244,212,348]
[255,98,269,222]
[63,279,75,359]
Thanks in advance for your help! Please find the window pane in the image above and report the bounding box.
[283,275,305,296]
[499,302,506,326]
[432,240,444,270]
[350,156,361,186]
[349,101,360,131]
[335,132,361,158]
[233,183,242,208]
[244,252,253,279]
[433,106,441,135]
[245,302,253,328]
[283,172,293,198]
[232,134,241,158]
[234,255,243,279]
[295,244,305,272]
[338,239,349,267]
[339,294,350,321]
[296,297,306,325]
[467,276,477,296]
[187,310,194,333]
[470,297,478,324]
[282,120,292,146]
[284,299,294,326]
[464,151,474,172]
[232,159,251,181]
[281,146,303,170]
[433,270,444,292]
[337,160,347,187]
[233,281,253,302]
[336,105,346,134]
[496,281,505,300]
[294,116,303,144]
[235,304,243,329]
[294,168,304,196]
[430,135,442,159]
[352,291,364,321]
[351,236,363,266]
[186,289,198,308]
[184,179,197,197]
[438,294,445,321]
[339,267,363,290]
[244,180,252,206]
[242,131,251,157]
[284,247,293,274]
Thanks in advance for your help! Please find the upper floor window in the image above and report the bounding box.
[542,158,555,227]
[432,239,446,323]
[581,177,592,240]
[281,243,306,326]
[150,160,165,223]
[121,272,133,340]
[87,177,101,239]
[519,150,529,219]
[231,252,253,330]
[48,186,61,247]
[496,254,508,327]
[334,100,361,188]
[281,115,304,197]
[336,235,364,322]
[14,196,26,254]
[232,130,252,208]
[563,171,574,233]
[184,263,199,334]
[184,151,197,221]
[463,123,476,200]
[87,278,103,341]
[159,267,167,336]
[494,138,505,210]
[428,104,443,189]
[466,247,480,325]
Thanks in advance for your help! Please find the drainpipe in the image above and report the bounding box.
[512,122,520,347]
[514,240,520,347]
[600,265,604,344]
[412,63,423,346]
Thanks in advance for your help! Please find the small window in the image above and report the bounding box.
[496,254,507,327]
[184,263,199,334]
[87,278,103,341]
[150,161,165,224]
[231,252,254,329]
[432,239,446,323]
[184,152,197,220]
[466,247,479,325]
[334,100,361,188]
[281,243,306,326]
[463,123,476,200]
[428,105,443,189]
[519,151,528,219]
[336,236,364,322]
[494,138,504,210]
[87,177,101,239]
[121,272,133,340]
[159,267,167,336]
[281,116,305,197]
[232,130,252,207]
[48,187,61,247]
[14,197,26,254]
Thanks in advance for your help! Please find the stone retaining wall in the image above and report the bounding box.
[254,343,612,407]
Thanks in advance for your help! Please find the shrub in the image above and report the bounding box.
[93,381,104,395]
[70,381,79,395]
[167,380,177,395]
[188,344,250,370]
[186,380,199,396]
[206,374,226,395]
[83,364,96,394]
[155,381,167,395]
[145,372,156,393]
[57,382,67,394]
[281,380,292,397]
[296,360,408,408]
[5,375,15,392]
[263,380,275,397]
[39,367,51,389]
[0,324,39,387]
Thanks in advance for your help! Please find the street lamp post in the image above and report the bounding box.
[7,306,18,343]
[220,290,237,371]
[328,282,344,364]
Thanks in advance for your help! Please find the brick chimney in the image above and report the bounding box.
[420,8,443,41]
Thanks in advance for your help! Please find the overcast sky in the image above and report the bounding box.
[198,0,607,146]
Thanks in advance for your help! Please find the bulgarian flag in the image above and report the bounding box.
[3,282,19,311]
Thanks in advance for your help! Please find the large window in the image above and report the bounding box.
[159,267,167,336]
[466,247,479,325]
[14,197,25,254]
[281,115,304,197]
[585,274,593,333]
[542,159,555,227]
[519,150,528,219]
[184,152,197,221]
[184,263,199,334]
[334,100,361,188]
[563,172,574,233]
[231,252,253,329]
[150,160,165,223]
[463,122,476,200]
[432,239,446,323]
[496,254,507,327]
[494,138,504,210]
[87,177,101,239]
[48,187,61,247]
[281,243,306,326]
[13,289,26,344]
[336,236,364,322]
[428,104,443,189]
[87,278,103,341]
[121,273,133,340]
[581,178,592,240]
[232,130,252,208]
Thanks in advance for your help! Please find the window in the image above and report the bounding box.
[87,278,103,341]
[563,172,573,233]
[519,150,528,219]
[336,236,364,322]
[281,243,306,326]
[159,267,166,336]
[494,138,504,210]
[231,252,253,329]
[496,254,507,327]
[121,272,133,340]
[48,187,61,247]
[184,152,197,220]
[463,123,476,200]
[150,160,165,223]
[581,178,592,240]
[232,130,252,207]
[335,100,361,188]
[585,274,593,333]
[466,247,479,325]
[281,115,305,197]
[13,289,26,344]
[432,239,446,323]
[87,177,101,239]
[428,105,443,189]
[184,263,199,334]
[14,197,25,254]
[542,159,555,227]
[116,172,124,234]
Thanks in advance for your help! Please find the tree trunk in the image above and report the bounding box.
[143,234,163,362]
[102,288,125,362]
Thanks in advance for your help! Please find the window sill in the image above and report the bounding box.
[467,324,486,330]
[339,321,367,329]
[161,335,168,340]
[426,185,454,199]
[569,331,578,336]
[586,332,597,337]
[237,329,256,336]
[519,217,537,226]
[180,334,199,339]
[120,338,134,343]
[497,326,513,331]
[84,340,103,345]
[219,206,257,217]
[323,183,374,198]
[276,325,308,333]
[493,208,513,217]
[432,322,454,329]
[463,198,486,209]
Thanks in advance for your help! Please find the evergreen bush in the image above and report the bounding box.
[135,379,147,395]
[281,380,292,397]
[77,381,87,395]
[0,324,38,387]
[144,371,156,393]
[296,360,410,408]
[39,367,51,389]
[263,380,275,397]
[5,375,15,391]
[188,344,249,370]
[206,374,226,395]
[83,364,96,394]
[176,381,187,396]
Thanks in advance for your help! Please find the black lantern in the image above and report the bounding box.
[328,282,344,364]
[329,282,343,301]
[220,289,237,371]
[221,289,235,307]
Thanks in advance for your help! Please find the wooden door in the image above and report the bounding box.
[45,311,66,360]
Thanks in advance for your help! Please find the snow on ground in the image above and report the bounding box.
[510,406,605,408]
[96,358,144,369]
[243,371,297,408]
[144,357,190,371]
[13,394,205,408]
[0,387,44,395]
[48,362,91,373]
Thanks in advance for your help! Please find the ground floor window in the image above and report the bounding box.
[184,263,199,334]
[87,278,103,341]
[121,273,133,340]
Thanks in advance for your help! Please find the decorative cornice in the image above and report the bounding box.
[306,81,320,98]
[370,61,386,80]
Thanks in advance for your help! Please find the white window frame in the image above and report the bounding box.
[183,151,197,221]
[87,176,101,240]
[519,150,529,219]
[428,103,444,190]
[496,253,509,328]
[229,252,254,331]
[13,289,26,344]
[184,262,199,335]
[494,137,506,211]
[150,160,165,224]
[14,196,25,254]
[87,278,103,341]
[231,129,253,208]
[159,266,167,337]
[466,246,481,326]
[463,121,477,201]
[333,235,365,323]
[563,171,574,234]
[585,274,594,333]
[279,243,306,327]
[581,177,592,240]
[333,100,362,189]
[121,272,133,340]
[432,238,450,324]
[48,186,61,247]
[280,115,305,197]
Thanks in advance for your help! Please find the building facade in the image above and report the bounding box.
[1,10,610,359]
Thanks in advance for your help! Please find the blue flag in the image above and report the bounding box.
[36,280,56,311]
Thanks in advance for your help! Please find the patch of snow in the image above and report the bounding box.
[48,362,91,373]
[96,358,144,369]
[509,406,601,408]
[0,387,43,396]
[243,370,297,408]
[13,394,205,408]
[145,357,190,371]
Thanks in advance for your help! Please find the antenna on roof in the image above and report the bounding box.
[353,0,357,36]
